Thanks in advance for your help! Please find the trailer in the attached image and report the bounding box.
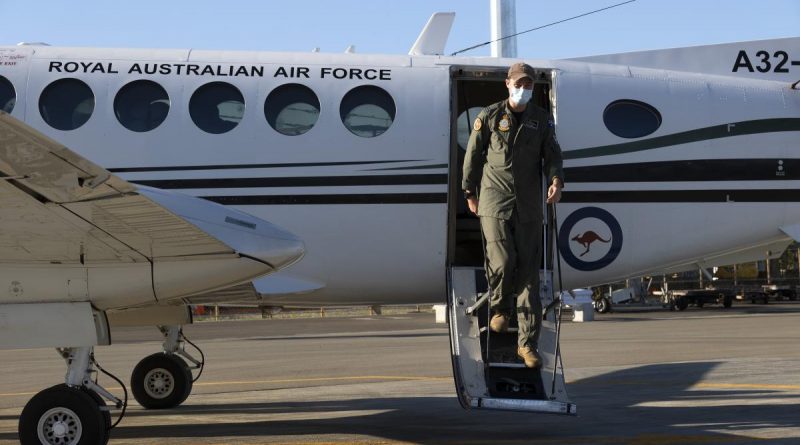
[668,288,735,311]
[738,284,798,304]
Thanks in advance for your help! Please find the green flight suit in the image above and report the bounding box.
[462,99,564,348]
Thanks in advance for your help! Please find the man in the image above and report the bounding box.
[462,62,564,368]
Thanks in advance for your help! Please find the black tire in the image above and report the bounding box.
[19,384,108,445]
[696,299,704,308]
[131,353,193,409]
[675,297,689,311]
[595,297,611,314]
[44,384,110,442]
[723,295,733,308]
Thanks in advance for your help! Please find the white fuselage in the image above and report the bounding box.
[1,41,798,306]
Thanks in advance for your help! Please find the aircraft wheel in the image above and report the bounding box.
[131,353,193,409]
[723,295,733,308]
[696,299,704,308]
[19,384,108,445]
[595,297,611,313]
[674,297,688,311]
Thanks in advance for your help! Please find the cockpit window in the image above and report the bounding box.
[114,80,170,132]
[0,76,15,113]
[264,84,320,136]
[603,99,662,139]
[340,85,395,138]
[39,78,95,131]
[189,81,244,134]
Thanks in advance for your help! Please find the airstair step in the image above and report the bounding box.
[479,326,518,333]
[487,362,527,368]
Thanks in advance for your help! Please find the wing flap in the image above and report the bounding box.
[0,112,233,264]
[0,111,134,203]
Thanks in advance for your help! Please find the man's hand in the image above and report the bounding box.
[546,183,562,204]
[467,196,478,215]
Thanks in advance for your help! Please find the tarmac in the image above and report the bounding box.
[0,302,799,444]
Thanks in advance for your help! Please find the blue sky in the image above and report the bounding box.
[0,1,797,59]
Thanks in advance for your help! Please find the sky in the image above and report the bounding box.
[0,0,797,59]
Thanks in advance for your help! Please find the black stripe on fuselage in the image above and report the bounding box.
[565,159,800,182]
[561,189,800,203]
[134,174,447,189]
[203,193,447,205]
[198,189,800,205]
[108,159,423,173]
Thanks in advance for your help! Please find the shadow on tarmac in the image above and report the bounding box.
[2,361,791,444]
[242,332,448,342]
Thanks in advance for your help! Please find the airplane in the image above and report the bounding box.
[1,8,799,444]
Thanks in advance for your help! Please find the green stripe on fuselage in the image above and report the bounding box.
[564,118,800,160]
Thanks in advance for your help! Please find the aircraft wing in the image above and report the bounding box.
[0,112,304,309]
[566,37,800,82]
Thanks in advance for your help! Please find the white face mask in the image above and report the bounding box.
[510,86,533,105]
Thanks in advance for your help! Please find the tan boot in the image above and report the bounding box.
[489,313,509,333]
[517,346,542,368]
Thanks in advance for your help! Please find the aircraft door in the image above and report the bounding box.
[446,67,575,414]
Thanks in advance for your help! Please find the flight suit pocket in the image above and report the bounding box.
[487,132,509,167]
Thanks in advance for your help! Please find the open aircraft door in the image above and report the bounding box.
[447,66,574,414]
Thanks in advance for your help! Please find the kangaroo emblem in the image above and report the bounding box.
[571,231,610,257]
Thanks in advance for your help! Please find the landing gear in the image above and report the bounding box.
[131,353,192,409]
[130,325,203,409]
[19,385,106,445]
[18,347,124,445]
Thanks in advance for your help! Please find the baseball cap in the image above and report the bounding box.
[507,63,535,82]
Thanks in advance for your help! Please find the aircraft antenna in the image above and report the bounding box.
[450,0,637,56]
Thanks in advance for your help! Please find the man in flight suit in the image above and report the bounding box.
[462,63,564,368]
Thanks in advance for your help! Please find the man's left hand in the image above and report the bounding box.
[546,183,561,204]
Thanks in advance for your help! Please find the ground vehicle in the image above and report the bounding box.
[669,289,735,311]
[739,284,798,304]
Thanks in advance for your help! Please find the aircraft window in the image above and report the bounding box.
[39,78,95,131]
[114,80,170,132]
[189,81,244,134]
[264,83,320,136]
[340,85,395,138]
[457,107,484,150]
[0,76,15,113]
[603,99,662,139]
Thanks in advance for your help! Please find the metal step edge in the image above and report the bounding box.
[471,397,577,415]
[486,362,527,368]
[479,327,519,333]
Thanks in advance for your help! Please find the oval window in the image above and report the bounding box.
[114,80,170,132]
[603,99,662,139]
[0,75,15,113]
[457,106,484,150]
[189,82,244,134]
[340,85,395,138]
[39,78,95,131]
[264,84,320,136]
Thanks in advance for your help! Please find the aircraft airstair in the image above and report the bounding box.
[447,267,576,414]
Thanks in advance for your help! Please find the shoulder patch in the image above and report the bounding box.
[473,118,482,132]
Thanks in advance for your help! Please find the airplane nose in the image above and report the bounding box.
[136,186,305,271]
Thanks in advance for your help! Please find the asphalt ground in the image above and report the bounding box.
[1,301,798,444]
